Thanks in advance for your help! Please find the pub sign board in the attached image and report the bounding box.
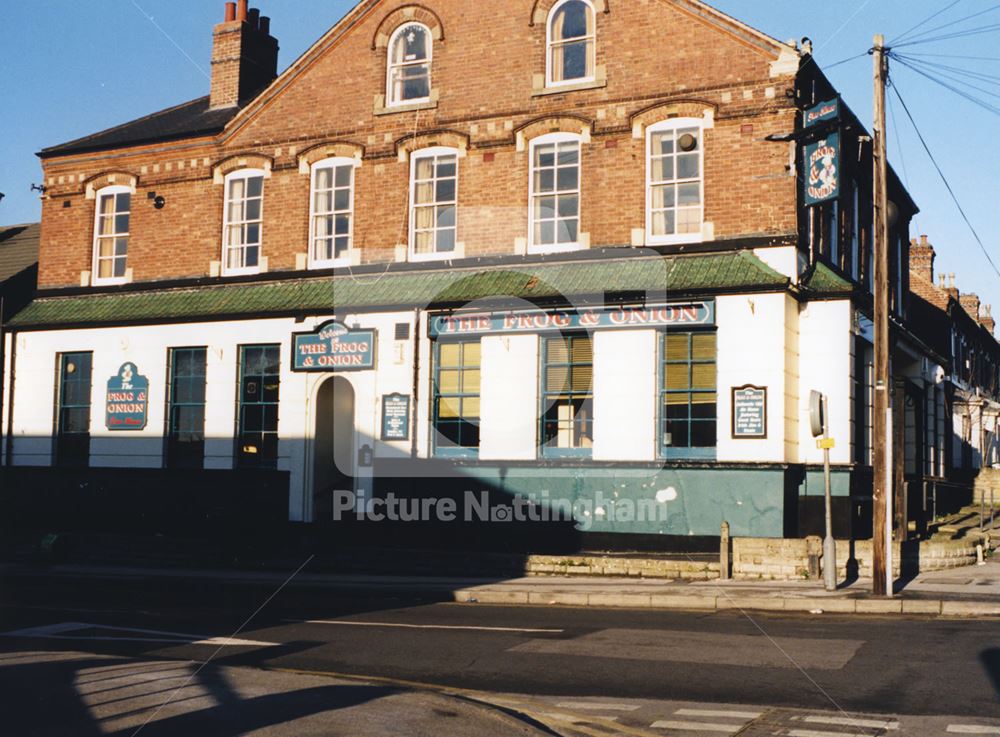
[804,98,840,129]
[106,362,149,431]
[430,302,714,338]
[292,321,376,372]
[381,393,411,441]
[804,132,841,205]
[732,385,767,439]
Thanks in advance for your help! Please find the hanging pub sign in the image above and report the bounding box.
[105,362,149,431]
[804,98,840,129]
[292,320,376,372]
[732,385,767,439]
[381,393,411,441]
[430,302,714,338]
[804,132,841,206]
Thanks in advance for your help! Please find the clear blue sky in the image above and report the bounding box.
[1,1,998,315]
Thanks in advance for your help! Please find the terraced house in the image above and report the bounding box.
[6,0,987,550]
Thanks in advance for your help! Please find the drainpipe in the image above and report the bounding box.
[410,308,422,461]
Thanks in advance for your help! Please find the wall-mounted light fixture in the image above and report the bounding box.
[147,191,166,209]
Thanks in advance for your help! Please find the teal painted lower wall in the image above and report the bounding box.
[374,463,793,538]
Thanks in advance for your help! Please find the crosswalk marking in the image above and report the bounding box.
[651,720,741,733]
[804,715,899,730]
[947,727,1000,735]
[675,708,761,720]
[556,702,640,711]
[789,730,874,737]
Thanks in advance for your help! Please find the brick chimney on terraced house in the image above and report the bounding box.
[210,1,279,109]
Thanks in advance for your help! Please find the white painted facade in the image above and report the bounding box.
[2,291,869,522]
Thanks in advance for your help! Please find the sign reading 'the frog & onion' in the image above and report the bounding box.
[106,362,149,431]
[292,321,376,372]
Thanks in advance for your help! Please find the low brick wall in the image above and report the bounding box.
[732,535,987,580]
[525,554,720,580]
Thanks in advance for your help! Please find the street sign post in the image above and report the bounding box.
[810,390,837,592]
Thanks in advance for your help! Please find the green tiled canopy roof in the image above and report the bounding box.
[10,251,788,329]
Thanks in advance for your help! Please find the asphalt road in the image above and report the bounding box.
[1,572,998,735]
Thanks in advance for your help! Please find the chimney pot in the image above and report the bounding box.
[259,16,270,35]
[949,273,956,289]
[210,1,279,109]
[247,7,260,29]
[224,2,236,22]
[237,0,248,21]
[920,234,928,246]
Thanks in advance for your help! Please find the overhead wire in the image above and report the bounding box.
[885,90,920,232]
[891,1,1000,46]
[890,0,965,45]
[891,54,1000,117]
[891,21,1000,48]
[887,82,1000,280]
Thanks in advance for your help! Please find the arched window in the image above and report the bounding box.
[309,157,356,268]
[92,185,131,284]
[547,0,596,87]
[529,132,582,253]
[222,169,264,275]
[646,119,704,245]
[409,147,458,260]
[387,23,432,106]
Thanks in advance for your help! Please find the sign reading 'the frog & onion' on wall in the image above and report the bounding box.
[106,362,149,431]
[292,321,377,372]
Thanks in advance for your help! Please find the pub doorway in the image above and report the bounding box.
[313,376,355,521]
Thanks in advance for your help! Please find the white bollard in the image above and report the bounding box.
[976,544,986,566]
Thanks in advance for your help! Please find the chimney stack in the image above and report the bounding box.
[210,2,279,110]
[981,305,996,336]
[909,235,935,285]
[944,273,960,301]
[960,292,981,322]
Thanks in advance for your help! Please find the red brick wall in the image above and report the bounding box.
[37,0,800,289]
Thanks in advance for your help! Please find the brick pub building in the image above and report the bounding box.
[3,0,996,550]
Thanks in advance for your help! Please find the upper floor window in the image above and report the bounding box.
[547,0,596,87]
[646,120,704,245]
[223,169,264,276]
[92,186,131,284]
[410,147,458,261]
[310,158,355,268]
[388,23,432,106]
[529,133,581,253]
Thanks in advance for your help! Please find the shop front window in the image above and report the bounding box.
[433,340,481,456]
[541,334,593,457]
[662,331,716,458]
[56,352,92,466]
[166,347,207,469]
[237,344,280,468]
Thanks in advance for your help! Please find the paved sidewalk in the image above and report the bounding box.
[5,559,1000,617]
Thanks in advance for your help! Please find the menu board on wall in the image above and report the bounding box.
[732,385,767,439]
[381,393,411,441]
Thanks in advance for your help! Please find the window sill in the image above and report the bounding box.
[533,78,606,97]
[375,99,438,116]
[91,277,130,287]
[528,242,586,255]
[221,267,262,278]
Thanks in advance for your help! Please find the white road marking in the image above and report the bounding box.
[652,720,740,733]
[556,702,640,711]
[788,730,873,737]
[675,708,761,719]
[1,622,276,647]
[804,715,899,730]
[294,619,563,634]
[947,727,1000,735]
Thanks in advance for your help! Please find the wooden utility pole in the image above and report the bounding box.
[872,35,891,597]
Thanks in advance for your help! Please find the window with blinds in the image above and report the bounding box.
[433,341,481,455]
[542,335,593,456]
[662,331,717,456]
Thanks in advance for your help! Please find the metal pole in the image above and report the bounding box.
[872,34,892,597]
[823,395,837,591]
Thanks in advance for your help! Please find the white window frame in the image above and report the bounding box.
[645,118,705,246]
[308,157,356,269]
[387,22,433,107]
[91,184,132,286]
[221,168,265,277]
[546,0,597,89]
[409,146,459,263]
[528,132,583,254]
